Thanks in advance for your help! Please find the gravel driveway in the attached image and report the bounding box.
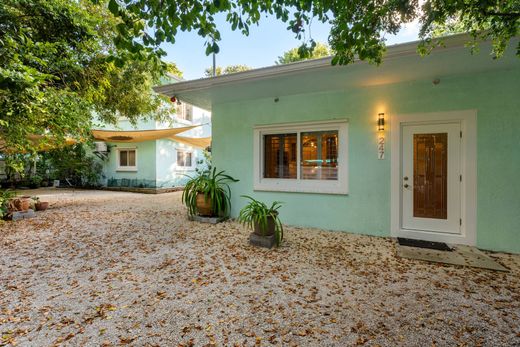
[1,189,519,346]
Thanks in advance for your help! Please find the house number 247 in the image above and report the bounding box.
[378,136,385,160]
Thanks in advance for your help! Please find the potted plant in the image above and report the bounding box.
[32,196,49,211]
[182,168,238,218]
[11,195,31,212]
[238,196,284,248]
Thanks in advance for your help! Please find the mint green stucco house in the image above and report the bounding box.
[155,35,520,254]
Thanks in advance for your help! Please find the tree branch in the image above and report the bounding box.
[483,11,520,18]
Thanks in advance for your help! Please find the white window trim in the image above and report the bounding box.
[116,147,138,172]
[253,119,349,195]
[176,148,195,171]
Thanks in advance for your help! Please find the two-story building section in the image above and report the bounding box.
[92,75,211,190]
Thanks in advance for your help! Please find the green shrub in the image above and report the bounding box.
[40,144,103,187]
[29,175,43,188]
[0,190,16,218]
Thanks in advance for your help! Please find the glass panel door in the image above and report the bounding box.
[413,133,447,219]
[402,123,461,234]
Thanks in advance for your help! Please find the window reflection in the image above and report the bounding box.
[264,133,297,179]
[301,131,338,180]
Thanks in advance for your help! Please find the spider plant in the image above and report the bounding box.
[238,195,283,246]
[182,167,238,217]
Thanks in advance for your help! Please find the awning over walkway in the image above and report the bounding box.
[92,126,197,143]
[92,126,211,149]
[1,126,211,152]
[0,135,77,153]
[169,135,211,148]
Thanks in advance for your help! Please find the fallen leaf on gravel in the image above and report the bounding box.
[119,336,137,344]
[0,190,519,346]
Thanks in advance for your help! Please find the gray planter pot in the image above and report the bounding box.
[253,214,277,236]
[249,232,276,249]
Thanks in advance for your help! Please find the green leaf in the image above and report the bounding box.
[108,0,119,16]
[212,42,220,54]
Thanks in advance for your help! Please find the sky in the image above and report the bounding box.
[162,14,421,80]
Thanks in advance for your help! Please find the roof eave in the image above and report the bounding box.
[153,33,474,97]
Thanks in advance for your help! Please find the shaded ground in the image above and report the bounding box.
[1,189,519,346]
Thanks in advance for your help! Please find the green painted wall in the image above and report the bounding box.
[155,139,200,187]
[212,67,520,253]
[102,141,157,182]
[101,139,204,187]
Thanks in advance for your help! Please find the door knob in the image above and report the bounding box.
[403,176,409,181]
[404,184,409,188]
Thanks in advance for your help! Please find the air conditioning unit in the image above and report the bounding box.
[94,141,108,153]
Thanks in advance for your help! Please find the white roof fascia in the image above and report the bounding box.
[153,34,474,96]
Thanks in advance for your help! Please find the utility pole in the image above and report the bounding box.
[210,36,217,77]
[212,51,216,77]
[212,38,216,77]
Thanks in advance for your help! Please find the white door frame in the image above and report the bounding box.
[390,110,477,245]
[402,122,461,233]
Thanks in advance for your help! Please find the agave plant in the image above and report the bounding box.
[182,167,238,217]
[238,195,283,246]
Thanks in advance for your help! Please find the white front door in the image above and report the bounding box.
[401,122,462,236]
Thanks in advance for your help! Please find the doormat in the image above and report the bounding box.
[396,244,510,272]
[397,237,452,251]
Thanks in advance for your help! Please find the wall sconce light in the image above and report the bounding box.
[378,113,385,131]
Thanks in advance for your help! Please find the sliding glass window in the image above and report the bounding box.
[301,131,338,180]
[263,133,297,179]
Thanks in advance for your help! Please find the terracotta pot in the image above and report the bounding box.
[11,197,31,212]
[35,202,49,211]
[196,193,213,216]
[253,214,277,236]
[21,196,32,211]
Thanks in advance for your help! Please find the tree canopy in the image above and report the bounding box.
[276,42,332,64]
[165,62,183,78]
[0,0,173,153]
[203,64,252,77]
[1,0,518,153]
[108,0,519,67]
